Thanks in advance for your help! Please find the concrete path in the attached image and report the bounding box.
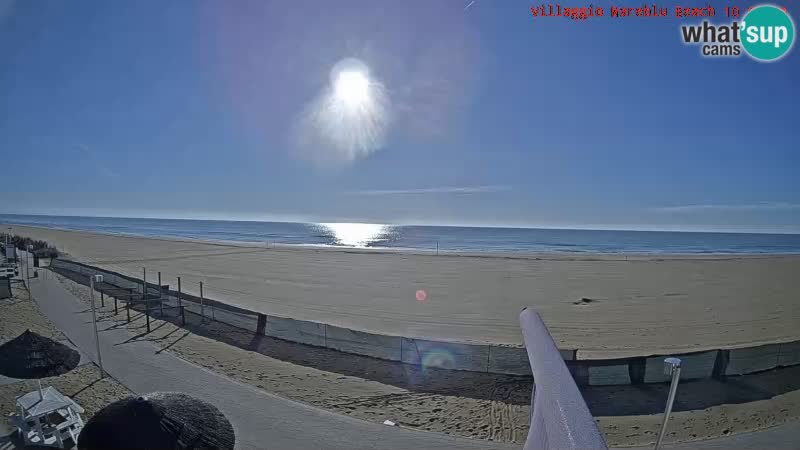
[29,275,513,450]
[627,421,800,450]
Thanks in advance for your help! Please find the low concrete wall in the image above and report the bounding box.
[644,350,718,383]
[0,279,10,299]
[49,258,800,383]
[325,325,402,361]
[401,338,490,372]
[266,315,326,347]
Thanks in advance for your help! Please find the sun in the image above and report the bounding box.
[293,57,389,164]
[334,70,370,107]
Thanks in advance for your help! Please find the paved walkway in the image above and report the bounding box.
[29,275,512,450]
[628,422,800,450]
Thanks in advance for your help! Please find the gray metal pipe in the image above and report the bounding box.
[520,308,607,450]
[655,357,682,450]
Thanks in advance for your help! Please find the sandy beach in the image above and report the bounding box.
[6,224,800,358]
[51,264,800,446]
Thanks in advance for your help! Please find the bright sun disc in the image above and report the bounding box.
[334,71,369,106]
[293,57,389,164]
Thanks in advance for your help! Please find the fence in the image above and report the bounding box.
[520,308,608,450]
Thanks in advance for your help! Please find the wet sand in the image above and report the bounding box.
[7,224,800,357]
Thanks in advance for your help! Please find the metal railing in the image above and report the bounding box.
[520,308,608,450]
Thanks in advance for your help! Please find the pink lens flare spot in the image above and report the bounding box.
[415,290,427,302]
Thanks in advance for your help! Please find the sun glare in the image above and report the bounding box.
[294,58,390,165]
[321,223,388,247]
[334,71,370,107]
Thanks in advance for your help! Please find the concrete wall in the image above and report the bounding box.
[325,325,402,360]
[0,278,10,299]
[401,338,490,372]
[49,258,800,382]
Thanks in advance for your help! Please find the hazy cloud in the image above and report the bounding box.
[346,185,511,196]
[651,202,800,213]
[76,143,120,178]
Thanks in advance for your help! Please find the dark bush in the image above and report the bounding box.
[1,233,59,258]
[34,247,59,258]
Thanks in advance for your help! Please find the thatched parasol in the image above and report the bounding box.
[78,392,235,450]
[0,329,80,398]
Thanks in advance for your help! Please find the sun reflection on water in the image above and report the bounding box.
[319,223,390,247]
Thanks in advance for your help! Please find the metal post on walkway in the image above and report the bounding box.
[114,295,118,315]
[655,357,682,450]
[26,244,33,283]
[143,267,150,333]
[127,288,132,323]
[177,277,182,309]
[89,275,105,379]
[158,271,163,316]
[100,290,104,308]
[200,281,205,323]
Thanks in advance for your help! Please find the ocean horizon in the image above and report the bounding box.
[2,214,800,255]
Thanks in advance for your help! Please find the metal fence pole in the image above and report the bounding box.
[127,288,132,323]
[89,275,105,379]
[158,271,163,316]
[100,290,104,308]
[655,358,682,450]
[177,277,182,308]
[114,295,118,315]
[200,281,205,323]
[143,267,150,333]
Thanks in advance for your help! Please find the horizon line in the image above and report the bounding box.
[0,212,798,235]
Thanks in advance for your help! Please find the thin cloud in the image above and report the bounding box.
[346,185,511,196]
[76,143,120,178]
[651,202,800,213]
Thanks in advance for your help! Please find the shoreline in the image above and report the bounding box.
[4,222,800,261]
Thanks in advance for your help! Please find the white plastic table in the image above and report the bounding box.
[14,386,85,448]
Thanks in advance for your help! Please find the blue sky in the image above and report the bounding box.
[0,0,798,232]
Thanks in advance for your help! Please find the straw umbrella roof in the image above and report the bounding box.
[78,392,235,450]
[0,330,80,379]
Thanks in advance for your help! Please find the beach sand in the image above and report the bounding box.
[0,282,132,445]
[52,269,800,446]
[8,224,800,357]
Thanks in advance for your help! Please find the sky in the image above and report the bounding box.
[0,0,798,233]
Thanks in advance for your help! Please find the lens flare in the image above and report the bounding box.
[420,348,456,370]
[294,58,390,166]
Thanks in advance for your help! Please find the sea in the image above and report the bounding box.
[1,214,799,255]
